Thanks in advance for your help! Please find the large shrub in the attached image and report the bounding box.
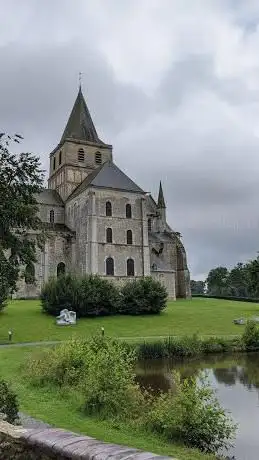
[77,275,120,317]
[0,380,19,424]
[26,336,145,421]
[41,274,79,316]
[41,274,120,317]
[242,320,259,349]
[80,337,145,419]
[26,339,89,387]
[144,371,237,454]
[119,277,167,315]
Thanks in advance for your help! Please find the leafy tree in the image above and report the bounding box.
[228,262,248,297]
[190,280,205,295]
[206,266,229,296]
[245,257,259,298]
[0,133,44,307]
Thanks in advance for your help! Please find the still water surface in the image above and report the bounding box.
[137,353,259,460]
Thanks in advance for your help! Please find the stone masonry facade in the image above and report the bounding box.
[14,86,191,300]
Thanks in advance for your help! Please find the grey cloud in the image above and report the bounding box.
[1,0,259,279]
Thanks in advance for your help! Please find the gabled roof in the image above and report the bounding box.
[36,189,64,206]
[60,86,106,145]
[157,181,166,208]
[67,161,145,201]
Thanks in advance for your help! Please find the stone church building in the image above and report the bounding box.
[16,87,191,300]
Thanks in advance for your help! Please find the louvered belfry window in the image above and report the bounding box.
[78,148,85,162]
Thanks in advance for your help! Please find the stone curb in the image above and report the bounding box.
[0,421,176,460]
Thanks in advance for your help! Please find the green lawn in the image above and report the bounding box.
[0,346,214,460]
[1,297,259,343]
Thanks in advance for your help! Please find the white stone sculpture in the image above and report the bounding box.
[56,309,77,326]
[233,318,246,325]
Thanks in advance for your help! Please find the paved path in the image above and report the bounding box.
[0,334,240,349]
[0,341,61,348]
[19,412,52,429]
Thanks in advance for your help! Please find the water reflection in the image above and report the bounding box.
[136,353,259,460]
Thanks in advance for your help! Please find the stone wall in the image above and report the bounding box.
[0,421,175,460]
[151,271,176,300]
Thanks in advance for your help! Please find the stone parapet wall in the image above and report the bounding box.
[0,421,175,460]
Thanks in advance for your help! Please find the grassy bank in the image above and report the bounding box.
[0,346,214,460]
[1,297,259,344]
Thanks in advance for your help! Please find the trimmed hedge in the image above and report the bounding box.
[192,294,259,303]
[41,275,167,318]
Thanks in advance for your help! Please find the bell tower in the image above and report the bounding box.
[48,86,113,201]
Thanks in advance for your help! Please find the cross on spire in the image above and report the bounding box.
[79,72,82,88]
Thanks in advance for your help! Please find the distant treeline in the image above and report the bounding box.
[191,253,259,299]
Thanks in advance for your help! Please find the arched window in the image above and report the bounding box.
[126,203,132,218]
[95,151,102,164]
[127,230,133,245]
[50,209,54,223]
[53,157,56,170]
[106,201,112,217]
[151,263,157,271]
[148,218,152,232]
[106,257,114,276]
[57,262,66,277]
[78,148,85,162]
[59,150,62,165]
[106,228,113,243]
[25,263,35,284]
[127,258,135,277]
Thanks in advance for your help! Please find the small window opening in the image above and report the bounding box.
[25,263,35,284]
[106,201,112,217]
[78,148,85,162]
[106,228,113,243]
[50,209,55,223]
[95,152,102,164]
[126,203,132,218]
[127,230,133,245]
[127,259,135,277]
[106,257,114,276]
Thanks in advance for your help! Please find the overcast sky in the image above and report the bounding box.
[1,0,259,280]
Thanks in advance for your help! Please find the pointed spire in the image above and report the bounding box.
[157,181,166,208]
[60,86,105,145]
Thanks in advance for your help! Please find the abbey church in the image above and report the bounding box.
[16,87,191,300]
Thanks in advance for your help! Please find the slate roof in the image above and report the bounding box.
[157,181,166,208]
[68,161,145,200]
[36,189,64,206]
[60,86,106,145]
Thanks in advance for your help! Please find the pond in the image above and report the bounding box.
[136,352,259,460]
